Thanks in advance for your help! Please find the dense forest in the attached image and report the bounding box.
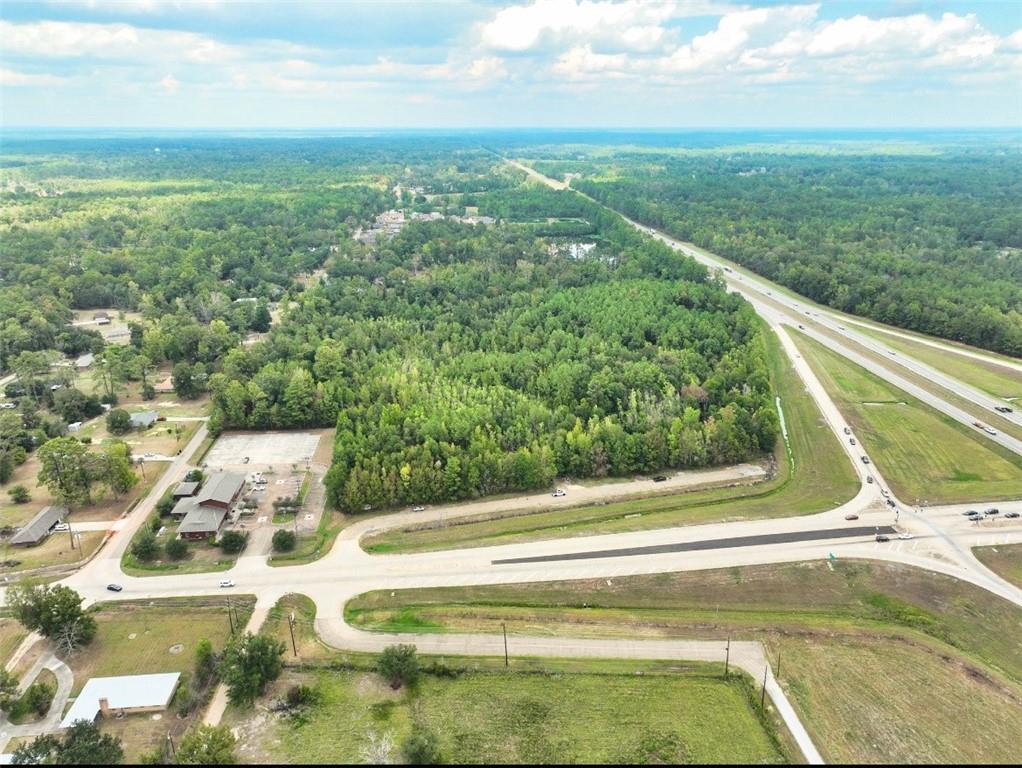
[1,138,777,511]
[560,151,1022,356]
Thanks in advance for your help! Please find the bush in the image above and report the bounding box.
[376,644,419,689]
[285,684,318,708]
[24,681,55,716]
[155,493,177,517]
[7,485,30,504]
[105,408,132,435]
[165,537,188,560]
[131,530,159,562]
[403,726,442,765]
[219,530,248,554]
[150,515,162,532]
[140,383,156,401]
[271,529,296,552]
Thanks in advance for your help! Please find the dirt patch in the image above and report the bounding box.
[168,643,184,654]
[354,672,401,699]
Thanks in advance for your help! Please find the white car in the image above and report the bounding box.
[411,505,425,512]
[143,452,156,459]
[218,579,235,588]
[897,533,914,540]
[552,489,566,497]
[53,523,70,532]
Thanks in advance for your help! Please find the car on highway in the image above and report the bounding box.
[968,512,982,520]
[552,489,566,497]
[411,505,425,512]
[1005,511,1020,519]
[843,427,851,435]
[866,476,874,484]
[797,324,804,330]
[962,510,978,516]
[875,534,890,542]
[845,514,859,521]
[838,325,845,330]
[106,584,123,592]
[652,475,667,482]
[984,508,1000,516]
[219,579,235,588]
[849,438,856,445]
[861,456,870,464]
[983,426,998,436]
[880,489,889,497]
[994,405,1013,413]
[886,499,896,508]
[897,533,913,540]
[242,456,250,463]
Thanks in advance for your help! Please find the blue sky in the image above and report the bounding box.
[1,1,1019,128]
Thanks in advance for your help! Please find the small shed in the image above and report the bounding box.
[10,506,68,547]
[75,352,94,369]
[129,410,158,429]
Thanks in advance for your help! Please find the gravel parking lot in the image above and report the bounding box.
[205,432,321,467]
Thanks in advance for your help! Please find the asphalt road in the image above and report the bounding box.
[492,526,898,564]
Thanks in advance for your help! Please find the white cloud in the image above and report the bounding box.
[0,67,69,87]
[159,73,180,92]
[479,0,681,52]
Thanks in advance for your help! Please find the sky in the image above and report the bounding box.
[1,0,1020,129]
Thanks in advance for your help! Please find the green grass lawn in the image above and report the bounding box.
[794,332,1022,504]
[363,325,858,554]
[268,509,344,567]
[0,619,28,667]
[230,666,785,765]
[973,543,1022,589]
[260,593,331,661]
[854,325,1022,400]
[345,559,1022,764]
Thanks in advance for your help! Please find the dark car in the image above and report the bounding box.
[1005,511,1020,519]
[886,499,896,508]
[652,475,668,482]
[106,584,123,592]
[875,534,890,542]
[962,510,978,516]
[861,456,870,464]
[845,514,859,521]
[985,508,1000,516]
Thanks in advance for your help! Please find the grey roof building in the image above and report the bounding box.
[75,352,94,369]
[173,481,199,498]
[195,472,245,510]
[129,410,158,429]
[177,505,228,539]
[10,506,68,546]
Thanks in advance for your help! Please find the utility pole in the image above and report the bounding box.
[288,611,298,657]
[166,732,175,759]
[502,622,508,667]
[227,597,235,634]
[68,523,75,550]
[776,649,781,678]
[724,635,730,678]
[761,665,768,709]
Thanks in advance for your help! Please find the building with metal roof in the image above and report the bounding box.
[59,673,180,729]
[129,410,159,429]
[195,471,245,510]
[176,504,228,540]
[10,506,67,547]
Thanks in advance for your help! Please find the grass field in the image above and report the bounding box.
[268,509,344,567]
[121,516,237,577]
[973,543,1022,589]
[794,332,1022,504]
[853,325,1022,400]
[260,593,332,661]
[0,619,28,668]
[228,666,785,764]
[363,326,858,554]
[345,559,1022,764]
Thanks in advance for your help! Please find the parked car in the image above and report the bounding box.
[844,514,859,521]
[652,475,667,482]
[875,534,890,542]
[411,505,425,512]
[898,533,913,540]
[1005,511,1020,519]
[53,522,70,532]
[552,489,566,497]
[143,452,155,458]
[984,508,1000,516]
[106,584,123,592]
[219,579,235,588]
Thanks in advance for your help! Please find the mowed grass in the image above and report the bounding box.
[363,325,858,553]
[854,324,1022,400]
[237,667,784,765]
[973,543,1022,589]
[346,560,1022,764]
[71,597,254,696]
[260,593,332,661]
[0,619,28,667]
[794,332,1022,504]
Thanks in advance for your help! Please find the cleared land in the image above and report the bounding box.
[67,597,255,762]
[346,560,1022,764]
[205,431,322,467]
[794,332,1022,504]
[228,666,785,764]
[363,327,858,553]
[973,543,1022,589]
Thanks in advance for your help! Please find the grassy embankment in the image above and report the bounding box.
[794,332,1022,504]
[973,543,1022,589]
[346,559,1022,764]
[363,325,858,554]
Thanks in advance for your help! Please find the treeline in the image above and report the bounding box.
[208,190,777,510]
[574,153,1022,356]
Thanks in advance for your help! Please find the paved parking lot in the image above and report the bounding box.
[205,431,321,466]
